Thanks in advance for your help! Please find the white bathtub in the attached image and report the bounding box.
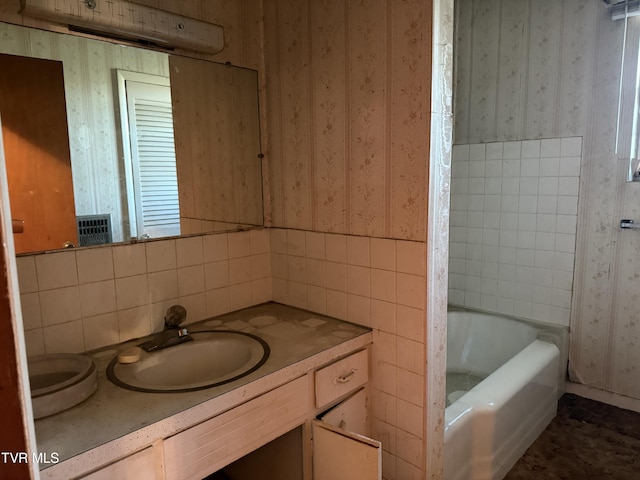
[444,310,564,480]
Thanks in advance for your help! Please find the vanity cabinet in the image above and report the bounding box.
[40,332,376,480]
[163,376,310,480]
[173,348,380,480]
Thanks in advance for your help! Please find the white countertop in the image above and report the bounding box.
[36,302,372,479]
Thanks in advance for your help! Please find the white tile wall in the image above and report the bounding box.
[449,137,582,326]
[18,230,272,355]
[18,226,425,475]
[271,229,427,323]
[270,228,426,418]
[269,227,427,476]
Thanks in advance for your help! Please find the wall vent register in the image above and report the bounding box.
[77,214,112,246]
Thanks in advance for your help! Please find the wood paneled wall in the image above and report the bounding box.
[262,0,432,241]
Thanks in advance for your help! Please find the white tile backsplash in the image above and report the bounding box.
[325,261,347,291]
[287,256,306,283]
[112,243,147,278]
[229,282,253,310]
[371,269,397,303]
[43,320,85,354]
[39,286,82,326]
[76,248,114,284]
[347,265,371,297]
[83,312,119,351]
[397,241,425,275]
[146,240,177,273]
[268,229,287,255]
[205,260,230,290]
[305,258,325,287]
[325,234,347,263]
[177,265,206,297]
[305,231,326,260]
[251,253,272,280]
[229,257,252,285]
[370,238,396,271]
[449,137,582,326]
[36,251,78,290]
[16,256,38,293]
[79,280,117,317]
[286,229,306,257]
[20,225,425,473]
[148,270,179,303]
[176,236,204,268]
[23,329,45,357]
[206,287,231,317]
[251,278,272,305]
[18,230,272,356]
[20,293,41,330]
[203,233,229,262]
[228,231,252,259]
[347,236,371,267]
[250,229,270,255]
[115,275,149,310]
[117,306,151,341]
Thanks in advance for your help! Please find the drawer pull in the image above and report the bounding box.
[333,369,356,384]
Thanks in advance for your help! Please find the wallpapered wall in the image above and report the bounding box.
[262,0,431,241]
[455,0,640,401]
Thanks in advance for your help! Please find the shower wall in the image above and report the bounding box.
[454,0,640,403]
[449,137,581,327]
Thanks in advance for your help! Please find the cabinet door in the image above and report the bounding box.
[312,419,381,480]
[318,387,369,438]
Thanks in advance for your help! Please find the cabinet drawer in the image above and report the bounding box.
[80,447,159,480]
[315,349,368,408]
[163,375,309,480]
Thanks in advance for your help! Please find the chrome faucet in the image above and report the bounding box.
[139,305,193,352]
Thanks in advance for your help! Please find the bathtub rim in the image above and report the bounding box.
[447,305,569,396]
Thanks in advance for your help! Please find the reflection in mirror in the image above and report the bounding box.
[116,70,180,240]
[0,22,263,254]
[0,53,78,253]
[170,56,263,234]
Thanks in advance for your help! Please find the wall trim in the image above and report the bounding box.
[566,381,640,414]
[425,0,454,477]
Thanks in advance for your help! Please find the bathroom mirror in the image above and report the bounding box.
[0,21,263,254]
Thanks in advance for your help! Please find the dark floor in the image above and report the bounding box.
[505,394,640,479]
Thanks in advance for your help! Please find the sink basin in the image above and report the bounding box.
[107,330,270,393]
[28,353,97,419]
